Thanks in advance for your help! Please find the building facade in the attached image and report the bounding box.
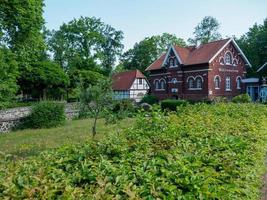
[243,62,267,102]
[112,70,149,102]
[145,38,251,101]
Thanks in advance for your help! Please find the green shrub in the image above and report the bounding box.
[23,101,66,129]
[232,93,252,103]
[140,94,159,105]
[161,99,189,111]
[0,104,266,199]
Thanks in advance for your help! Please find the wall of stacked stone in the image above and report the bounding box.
[0,103,79,133]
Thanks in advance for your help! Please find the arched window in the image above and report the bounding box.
[169,58,174,67]
[219,57,224,65]
[188,78,194,89]
[174,58,178,66]
[226,77,231,91]
[171,78,177,84]
[233,59,238,66]
[155,80,160,90]
[214,75,221,89]
[160,79,166,89]
[236,77,242,89]
[196,77,203,89]
[224,52,232,65]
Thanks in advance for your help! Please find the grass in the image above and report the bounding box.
[0,118,132,159]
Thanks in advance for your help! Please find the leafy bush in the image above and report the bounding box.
[0,104,266,199]
[232,93,252,103]
[212,96,228,103]
[161,99,189,111]
[140,94,159,105]
[22,101,66,129]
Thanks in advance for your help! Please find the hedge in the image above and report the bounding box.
[232,94,252,103]
[0,103,266,199]
[161,99,189,111]
[22,101,66,129]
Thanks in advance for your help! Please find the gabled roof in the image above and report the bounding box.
[257,62,267,73]
[145,38,251,71]
[112,69,145,90]
[146,53,166,71]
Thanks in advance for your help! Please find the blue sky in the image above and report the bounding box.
[44,0,266,51]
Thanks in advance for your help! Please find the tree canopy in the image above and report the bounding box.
[237,18,267,76]
[48,17,124,75]
[188,16,222,45]
[120,33,186,73]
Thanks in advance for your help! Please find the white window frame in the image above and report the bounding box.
[224,51,233,65]
[226,77,231,91]
[236,76,242,89]
[214,75,221,89]
[196,77,203,89]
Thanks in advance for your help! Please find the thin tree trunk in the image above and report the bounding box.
[92,110,99,138]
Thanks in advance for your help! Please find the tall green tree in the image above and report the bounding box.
[0,0,45,61]
[188,16,222,45]
[237,18,267,76]
[20,61,69,99]
[0,0,46,97]
[121,33,186,72]
[0,48,18,108]
[48,17,124,74]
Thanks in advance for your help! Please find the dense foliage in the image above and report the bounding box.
[141,94,159,105]
[161,99,189,111]
[1,104,266,199]
[120,33,186,73]
[188,16,222,45]
[232,94,252,103]
[48,16,124,75]
[22,101,66,129]
[0,48,18,109]
[20,61,69,99]
[237,18,267,75]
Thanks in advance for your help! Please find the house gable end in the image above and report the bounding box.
[162,45,183,67]
[209,38,252,68]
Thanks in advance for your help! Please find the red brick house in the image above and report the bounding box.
[145,38,251,101]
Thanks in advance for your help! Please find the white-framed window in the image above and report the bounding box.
[196,77,203,89]
[224,52,232,65]
[155,80,160,90]
[174,58,178,66]
[214,75,220,89]
[160,79,166,90]
[171,78,177,84]
[219,57,224,65]
[226,77,231,91]
[236,77,242,89]
[169,58,174,67]
[138,78,142,85]
[188,78,194,89]
[154,79,166,90]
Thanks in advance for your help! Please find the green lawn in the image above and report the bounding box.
[0,118,132,159]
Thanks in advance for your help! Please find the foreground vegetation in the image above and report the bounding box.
[0,118,131,159]
[0,103,266,199]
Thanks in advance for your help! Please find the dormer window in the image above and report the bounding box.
[224,52,232,65]
[169,58,174,67]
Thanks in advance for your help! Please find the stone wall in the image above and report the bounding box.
[0,103,79,133]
